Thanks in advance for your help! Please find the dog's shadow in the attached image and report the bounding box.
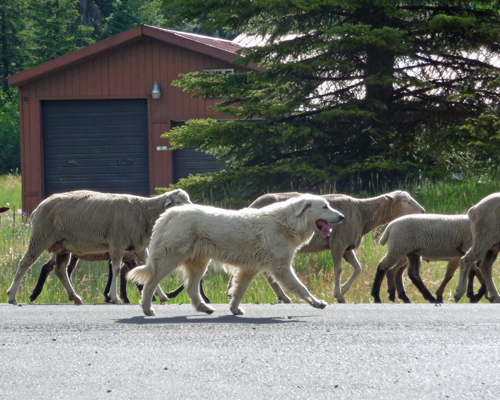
[115,314,307,325]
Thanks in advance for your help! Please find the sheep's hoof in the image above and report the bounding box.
[373,298,382,304]
[278,296,292,304]
[8,299,17,305]
[157,295,169,303]
[69,295,83,305]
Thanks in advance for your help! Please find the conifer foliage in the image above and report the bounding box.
[163,0,500,198]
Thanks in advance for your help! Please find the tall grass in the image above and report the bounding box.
[1,172,499,305]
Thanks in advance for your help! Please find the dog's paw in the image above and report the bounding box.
[197,303,215,314]
[143,308,156,317]
[231,307,245,316]
[313,300,328,309]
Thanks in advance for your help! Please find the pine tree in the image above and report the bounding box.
[25,0,94,67]
[162,0,500,199]
[0,0,27,90]
[100,0,164,39]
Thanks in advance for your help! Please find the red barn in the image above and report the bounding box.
[8,25,261,215]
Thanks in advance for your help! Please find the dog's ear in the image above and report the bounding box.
[292,199,311,217]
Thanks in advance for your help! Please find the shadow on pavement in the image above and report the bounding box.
[114,314,309,325]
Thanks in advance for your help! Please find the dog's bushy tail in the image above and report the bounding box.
[127,265,153,284]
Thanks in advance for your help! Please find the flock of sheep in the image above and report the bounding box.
[3,188,500,316]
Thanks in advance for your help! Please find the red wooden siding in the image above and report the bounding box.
[18,37,243,215]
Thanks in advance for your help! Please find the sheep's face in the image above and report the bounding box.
[386,191,425,218]
[164,189,193,208]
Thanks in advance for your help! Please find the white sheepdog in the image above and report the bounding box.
[128,194,344,316]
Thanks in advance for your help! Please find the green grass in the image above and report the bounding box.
[1,172,499,305]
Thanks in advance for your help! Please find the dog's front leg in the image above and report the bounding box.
[272,266,327,309]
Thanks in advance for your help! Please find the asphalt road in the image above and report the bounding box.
[1,302,499,399]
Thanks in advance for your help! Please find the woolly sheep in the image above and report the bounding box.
[7,189,192,305]
[455,193,500,303]
[371,214,495,303]
[248,190,425,303]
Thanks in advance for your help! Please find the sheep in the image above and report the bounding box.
[371,214,494,303]
[455,193,500,303]
[247,190,425,303]
[7,189,192,305]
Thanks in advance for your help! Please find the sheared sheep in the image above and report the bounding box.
[247,191,425,303]
[7,189,192,305]
[128,194,345,316]
[455,193,500,303]
[371,214,494,303]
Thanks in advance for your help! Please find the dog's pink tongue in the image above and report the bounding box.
[318,220,331,238]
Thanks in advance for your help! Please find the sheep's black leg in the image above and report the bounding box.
[407,253,436,303]
[199,280,210,304]
[166,284,185,299]
[386,267,397,302]
[394,262,411,303]
[466,268,479,303]
[29,258,56,302]
[104,261,112,303]
[472,252,498,303]
[66,255,78,280]
[120,262,135,304]
[166,280,210,303]
[371,267,387,303]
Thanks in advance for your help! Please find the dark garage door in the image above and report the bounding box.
[171,121,224,183]
[42,99,150,197]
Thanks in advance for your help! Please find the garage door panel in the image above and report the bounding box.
[42,99,150,197]
[44,157,149,168]
[43,116,147,132]
[44,138,146,148]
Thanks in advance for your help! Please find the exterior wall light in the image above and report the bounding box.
[152,82,161,99]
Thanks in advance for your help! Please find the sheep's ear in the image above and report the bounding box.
[0,206,9,213]
[385,193,399,203]
[385,191,408,203]
[292,199,311,217]
[164,197,173,207]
